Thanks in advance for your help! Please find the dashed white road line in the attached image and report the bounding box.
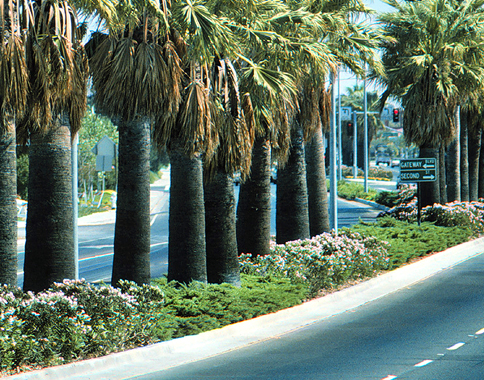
[447,342,465,351]
[414,359,433,367]
[381,375,398,380]
[476,327,484,335]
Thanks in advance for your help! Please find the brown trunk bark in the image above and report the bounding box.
[112,119,151,286]
[0,119,17,286]
[276,122,310,244]
[24,114,75,292]
[305,126,330,236]
[236,133,272,256]
[168,141,207,283]
[204,169,240,286]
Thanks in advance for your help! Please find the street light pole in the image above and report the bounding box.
[353,111,358,179]
[337,69,342,181]
[330,71,338,234]
[363,63,369,193]
[72,133,79,280]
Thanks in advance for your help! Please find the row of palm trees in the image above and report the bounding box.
[3,0,482,292]
[0,0,384,291]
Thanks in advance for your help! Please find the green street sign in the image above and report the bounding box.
[400,158,437,182]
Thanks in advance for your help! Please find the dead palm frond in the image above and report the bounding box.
[0,0,28,128]
[19,0,88,141]
[204,57,254,181]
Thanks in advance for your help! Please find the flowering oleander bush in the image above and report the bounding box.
[422,201,484,234]
[0,276,308,375]
[0,280,167,372]
[379,199,484,235]
[240,230,389,296]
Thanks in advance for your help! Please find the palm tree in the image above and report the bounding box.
[203,59,253,286]
[22,0,89,292]
[0,1,28,286]
[378,0,484,207]
[306,88,331,237]
[151,1,241,284]
[275,0,384,242]
[88,2,182,286]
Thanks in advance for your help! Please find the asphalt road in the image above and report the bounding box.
[16,183,382,287]
[131,247,484,380]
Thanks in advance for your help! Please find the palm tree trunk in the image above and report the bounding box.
[276,122,310,244]
[204,170,240,286]
[460,111,469,202]
[305,126,330,236]
[112,120,151,286]
[236,133,272,256]
[168,142,207,284]
[468,125,481,201]
[0,119,17,286]
[23,115,74,292]
[446,107,461,202]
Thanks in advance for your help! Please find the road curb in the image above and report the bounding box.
[7,237,484,380]
[354,197,390,211]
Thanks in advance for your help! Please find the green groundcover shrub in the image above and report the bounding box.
[337,180,378,202]
[341,166,393,181]
[352,217,473,268]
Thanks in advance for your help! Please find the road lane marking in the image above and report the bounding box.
[414,360,433,367]
[80,252,114,262]
[81,245,114,249]
[447,342,465,350]
[381,376,397,380]
[476,328,484,335]
[150,214,158,226]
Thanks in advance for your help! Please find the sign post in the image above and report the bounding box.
[399,158,437,226]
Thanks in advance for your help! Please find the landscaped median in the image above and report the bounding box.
[2,195,484,378]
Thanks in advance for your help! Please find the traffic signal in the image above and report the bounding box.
[346,121,354,135]
[393,109,400,122]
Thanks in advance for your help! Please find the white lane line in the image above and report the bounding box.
[381,376,398,380]
[81,245,114,249]
[415,360,433,367]
[476,328,484,335]
[447,342,465,351]
[17,240,168,276]
[80,252,114,262]
[150,214,158,226]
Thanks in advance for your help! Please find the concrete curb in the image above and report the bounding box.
[354,197,390,211]
[8,237,484,380]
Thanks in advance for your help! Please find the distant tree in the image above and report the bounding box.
[78,108,118,196]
